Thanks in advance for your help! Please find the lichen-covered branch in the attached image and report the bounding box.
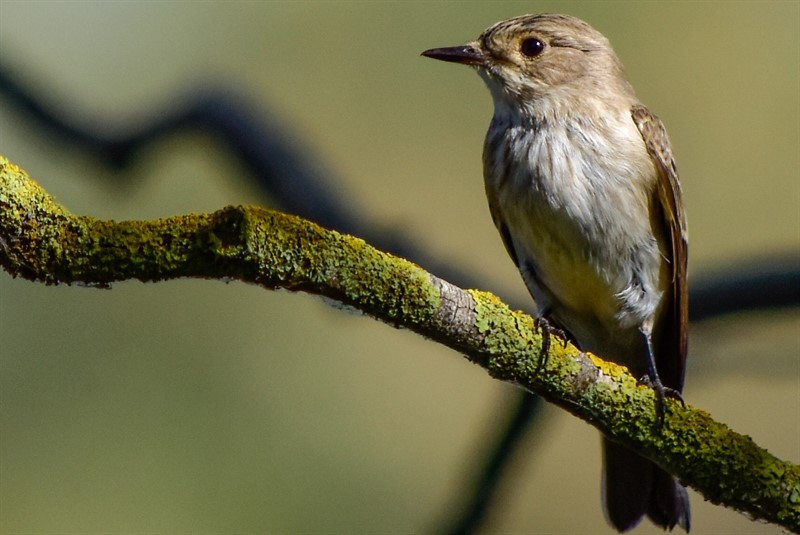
[1,155,798,532]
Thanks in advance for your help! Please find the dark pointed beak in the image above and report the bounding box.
[421,44,486,66]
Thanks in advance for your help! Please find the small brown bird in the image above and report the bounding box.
[422,14,690,532]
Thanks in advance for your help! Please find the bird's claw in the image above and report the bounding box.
[535,317,568,370]
[640,374,685,425]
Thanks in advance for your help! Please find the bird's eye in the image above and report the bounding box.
[520,37,545,58]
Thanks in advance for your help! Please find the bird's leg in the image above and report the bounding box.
[518,261,570,370]
[535,315,569,371]
[639,326,684,425]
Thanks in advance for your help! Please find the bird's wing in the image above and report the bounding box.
[632,105,689,391]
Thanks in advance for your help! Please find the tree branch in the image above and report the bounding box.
[1,155,798,532]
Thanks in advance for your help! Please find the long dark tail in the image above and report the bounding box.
[602,438,691,532]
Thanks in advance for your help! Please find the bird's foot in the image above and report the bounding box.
[535,317,568,370]
[640,374,685,425]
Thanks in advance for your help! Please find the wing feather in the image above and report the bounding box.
[632,105,689,391]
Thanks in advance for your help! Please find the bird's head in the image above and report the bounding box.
[422,14,633,114]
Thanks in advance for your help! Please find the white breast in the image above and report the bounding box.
[484,98,667,353]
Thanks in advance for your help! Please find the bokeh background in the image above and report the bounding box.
[1,1,797,533]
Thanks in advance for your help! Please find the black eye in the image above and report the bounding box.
[520,37,545,58]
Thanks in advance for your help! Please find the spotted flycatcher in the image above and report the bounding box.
[423,14,690,532]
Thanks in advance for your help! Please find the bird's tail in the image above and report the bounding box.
[602,438,691,532]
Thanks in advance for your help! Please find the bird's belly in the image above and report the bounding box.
[510,207,619,321]
[499,189,654,360]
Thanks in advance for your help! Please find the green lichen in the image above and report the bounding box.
[468,289,535,377]
[239,207,441,324]
[466,288,585,392]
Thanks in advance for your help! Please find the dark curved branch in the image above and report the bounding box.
[438,392,543,535]
[690,256,800,321]
[0,64,481,295]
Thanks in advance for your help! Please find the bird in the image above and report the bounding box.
[422,13,690,532]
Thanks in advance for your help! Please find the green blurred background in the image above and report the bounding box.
[0,1,797,533]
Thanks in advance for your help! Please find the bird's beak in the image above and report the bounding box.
[421,44,486,66]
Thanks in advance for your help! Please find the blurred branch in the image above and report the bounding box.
[0,64,483,297]
[2,156,798,532]
[690,258,800,321]
[441,392,544,535]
